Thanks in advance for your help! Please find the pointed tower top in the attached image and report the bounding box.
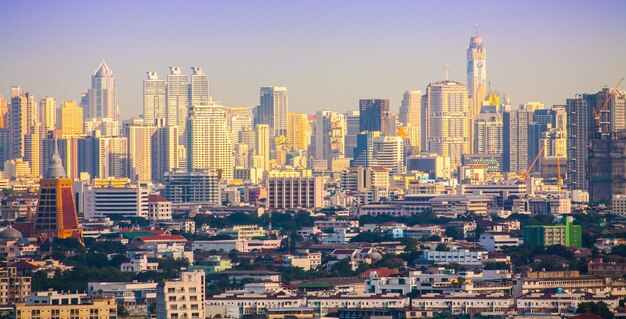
[95,60,113,75]
[475,23,479,37]
[46,137,67,178]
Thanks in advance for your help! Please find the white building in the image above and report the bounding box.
[143,72,166,125]
[479,233,522,251]
[258,87,288,137]
[422,249,487,266]
[190,67,210,106]
[167,67,188,131]
[156,271,205,319]
[186,103,233,180]
[148,194,172,221]
[85,184,149,219]
[163,170,220,204]
[128,124,157,182]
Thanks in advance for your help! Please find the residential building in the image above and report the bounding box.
[190,67,210,106]
[167,67,188,132]
[257,87,288,137]
[15,292,117,319]
[143,71,167,125]
[163,170,220,204]
[0,263,31,305]
[266,177,324,210]
[148,194,173,221]
[287,112,311,151]
[522,217,582,248]
[58,100,84,138]
[128,124,156,182]
[156,271,205,319]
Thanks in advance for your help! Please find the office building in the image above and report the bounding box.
[257,86,288,137]
[190,67,210,106]
[97,136,128,178]
[33,139,83,244]
[23,123,41,177]
[143,71,167,125]
[287,112,311,151]
[186,103,233,180]
[399,90,422,128]
[406,154,451,179]
[84,117,120,137]
[7,91,30,159]
[425,81,471,166]
[87,61,118,120]
[351,131,378,168]
[15,292,116,319]
[589,130,626,202]
[523,217,582,249]
[151,124,179,182]
[58,100,84,138]
[84,184,150,219]
[256,124,270,171]
[373,135,405,173]
[312,111,346,161]
[474,112,503,155]
[128,124,157,182]
[503,107,532,173]
[359,99,389,134]
[344,111,360,158]
[167,67,189,131]
[39,97,57,133]
[267,176,324,210]
[163,170,220,204]
[156,271,205,319]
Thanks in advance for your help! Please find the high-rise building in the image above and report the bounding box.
[266,176,324,210]
[85,184,150,219]
[87,61,118,120]
[226,107,254,142]
[313,111,346,161]
[186,103,233,180]
[344,111,360,158]
[39,97,57,133]
[156,271,205,319]
[24,122,41,177]
[287,112,311,151]
[58,100,84,138]
[42,134,79,180]
[566,95,595,191]
[351,131,378,168]
[143,72,167,125]
[257,87,288,137]
[0,263,31,305]
[373,135,405,173]
[190,67,210,106]
[167,67,189,131]
[503,108,532,173]
[7,92,30,159]
[359,99,390,134]
[399,90,422,127]
[0,95,7,128]
[128,124,157,182]
[151,124,179,182]
[474,112,503,155]
[94,136,128,178]
[163,170,220,204]
[256,124,270,171]
[467,30,487,146]
[425,81,471,166]
[33,139,83,244]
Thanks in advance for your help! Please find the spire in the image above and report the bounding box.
[46,137,67,178]
[475,23,479,37]
[95,59,112,75]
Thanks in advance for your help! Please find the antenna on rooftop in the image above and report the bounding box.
[444,64,449,81]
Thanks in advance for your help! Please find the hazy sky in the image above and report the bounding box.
[1,0,625,119]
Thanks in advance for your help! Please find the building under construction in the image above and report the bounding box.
[589,130,626,202]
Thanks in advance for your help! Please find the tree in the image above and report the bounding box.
[576,301,615,319]
[445,227,462,240]
[435,243,449,251]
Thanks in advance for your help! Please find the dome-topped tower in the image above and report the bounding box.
[45,138,67,178]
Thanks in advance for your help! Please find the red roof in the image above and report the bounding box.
[135,235,187,242]
[148,194,170,203]
[331,249,356,255]
[361,267,400,277]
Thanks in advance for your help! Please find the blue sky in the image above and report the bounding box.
[1,0,625,119]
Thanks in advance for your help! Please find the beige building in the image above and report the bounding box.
[3,158,32,179]
[187,104,233,180]
[59,100,84,138]
[15,292,116,319]
[0,264,31,305]
[156,271,205,319]
[425,81,470,166]
[39,97,57,132]
[267,176,324,210]
[128,124,157,182]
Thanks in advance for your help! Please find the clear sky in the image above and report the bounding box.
[1,0,625,119]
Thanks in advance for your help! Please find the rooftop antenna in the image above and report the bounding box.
[475,23,479,37]
[444,64,449,81]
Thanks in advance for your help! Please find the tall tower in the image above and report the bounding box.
[59,100,84,138]
[255,124,270,171]
[186,103,233,180]
[399,91,422,127]
[8,92,29,159]
[33,138,83,244]
[503,107,533,173]
[87,61,118,120]
[257,87,288,138]
[39,97,57,133]
[467,28,487,153]
[425,81,471,166]
[143,72,167,125]
[190,67,210,106]
[128,124,157,182]
[359,99,390,134]
[152,124,179,182]
[287,112,311,151]
[167,67,189,132]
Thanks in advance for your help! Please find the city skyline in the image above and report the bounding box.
[1,1,625,119]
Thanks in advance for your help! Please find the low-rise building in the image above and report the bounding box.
[411,292,513,315]
[516,290,618,315]
[156,271,205,319]
[15,292,117,319]
[479,233,522,251]
[421,249,487,266]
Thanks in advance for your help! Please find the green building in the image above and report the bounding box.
[189,256,232,273]
[523,217,582,248]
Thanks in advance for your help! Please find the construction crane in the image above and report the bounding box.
[592,77,624,132]
[522,142,545,181]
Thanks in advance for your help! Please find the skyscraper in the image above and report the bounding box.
[39,97,57,133]
[344,111,360,159]
[167,67,189,131]
[257,87,288,138]
[128,124,157,182]
[255,124,270,171]
[87,61,118,120]
[24,122,41,177]
[287,112,311,151]
[474,112,503,155]
[425,81,470,166]
[58,100,84,138]
[33,139,83,244]
[143,72,166,125]
[190,67,210,106]
[503,108,532,173]
[399,90,422,127]
[467,29,487,124]
[313,111,346,161]
[359,99,390,134]
[0,95,7,128]
[151,124,179,182]
[7,91,30,159]
[186,103,233,180]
